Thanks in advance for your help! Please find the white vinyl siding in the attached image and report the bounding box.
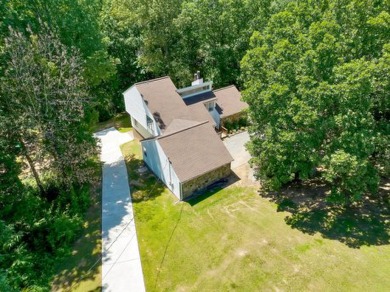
[141,139,181,199]
[123,86,160,138]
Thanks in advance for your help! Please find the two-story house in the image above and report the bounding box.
[123,74,247,200]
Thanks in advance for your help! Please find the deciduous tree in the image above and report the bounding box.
[1,27,98,193]
[241,0,389,203]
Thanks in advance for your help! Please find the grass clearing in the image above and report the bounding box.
[122,139,390,291]
[93,112,132,133]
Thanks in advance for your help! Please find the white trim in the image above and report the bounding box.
[176,81,213,99]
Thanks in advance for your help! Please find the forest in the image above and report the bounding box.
[0,0,389,290]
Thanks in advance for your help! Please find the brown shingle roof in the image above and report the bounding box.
[158,121,233,182]
[213,85,248,118]
[136,77,214,130]
[135,77,188,130]
[133,77,241,183]
[163,119,200,135]
[185,102,216,127]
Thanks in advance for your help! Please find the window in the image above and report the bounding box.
[143,146,147,157]
[205,101,214,112]
[147,116,154,132]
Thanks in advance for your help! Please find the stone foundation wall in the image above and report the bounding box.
[181,163,231,199]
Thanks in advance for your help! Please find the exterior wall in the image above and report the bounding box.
[141,139,181,200]
[181,163,231,199]
[123,86,160,138]
[209,107,220,128]
[131,116,153,139]
[178,81,213,99]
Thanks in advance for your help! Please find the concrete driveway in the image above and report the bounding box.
[223,131,251,168]
[94,128,145,292]
[223,131,258,186]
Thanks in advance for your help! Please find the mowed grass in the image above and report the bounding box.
[122,139,390,291]
[93,112,132,133]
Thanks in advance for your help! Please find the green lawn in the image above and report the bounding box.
[93,112,132,133]
[122,140,390,291]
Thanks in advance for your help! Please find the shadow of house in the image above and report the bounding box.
[187,172,240,206]
[261,178,390,248]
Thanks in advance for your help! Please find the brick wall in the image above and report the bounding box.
[181,163,231,199]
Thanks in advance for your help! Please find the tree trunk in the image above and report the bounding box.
[294,171,300,182]
[20,140,45,195]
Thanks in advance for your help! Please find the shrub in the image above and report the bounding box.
[223,120,232,131]
[232,119,239,130]
[47,213,83,253]
[238,116,248,127]
[55,185,91,216]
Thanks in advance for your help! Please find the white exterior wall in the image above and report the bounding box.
[130,117,151,138]
[123,86,160,138]
[209,107,220,128]
[177,81,213,99]
[141,139,181,200]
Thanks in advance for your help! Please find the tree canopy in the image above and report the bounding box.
[0,5,100,289]
[241,0,389,203]
[0,0,389,289]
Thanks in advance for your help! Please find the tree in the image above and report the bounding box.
[241,0,388,203]
[173,0,251,87]
[100,0,149,110]
[99,0,290,91]
[0,111,23,212]
[0,0,117,118]
[0,27,98,194]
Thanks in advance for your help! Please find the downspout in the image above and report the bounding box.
[180,183,183,201]
[168,157,172,185]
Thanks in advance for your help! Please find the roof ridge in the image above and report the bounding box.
[213,85,236,92]
[158,120,209,140]
[135,76,171,85]
[170,118,198,122]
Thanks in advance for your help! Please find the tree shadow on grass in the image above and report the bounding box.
[261,178,390,248]
[51,192,102,291]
